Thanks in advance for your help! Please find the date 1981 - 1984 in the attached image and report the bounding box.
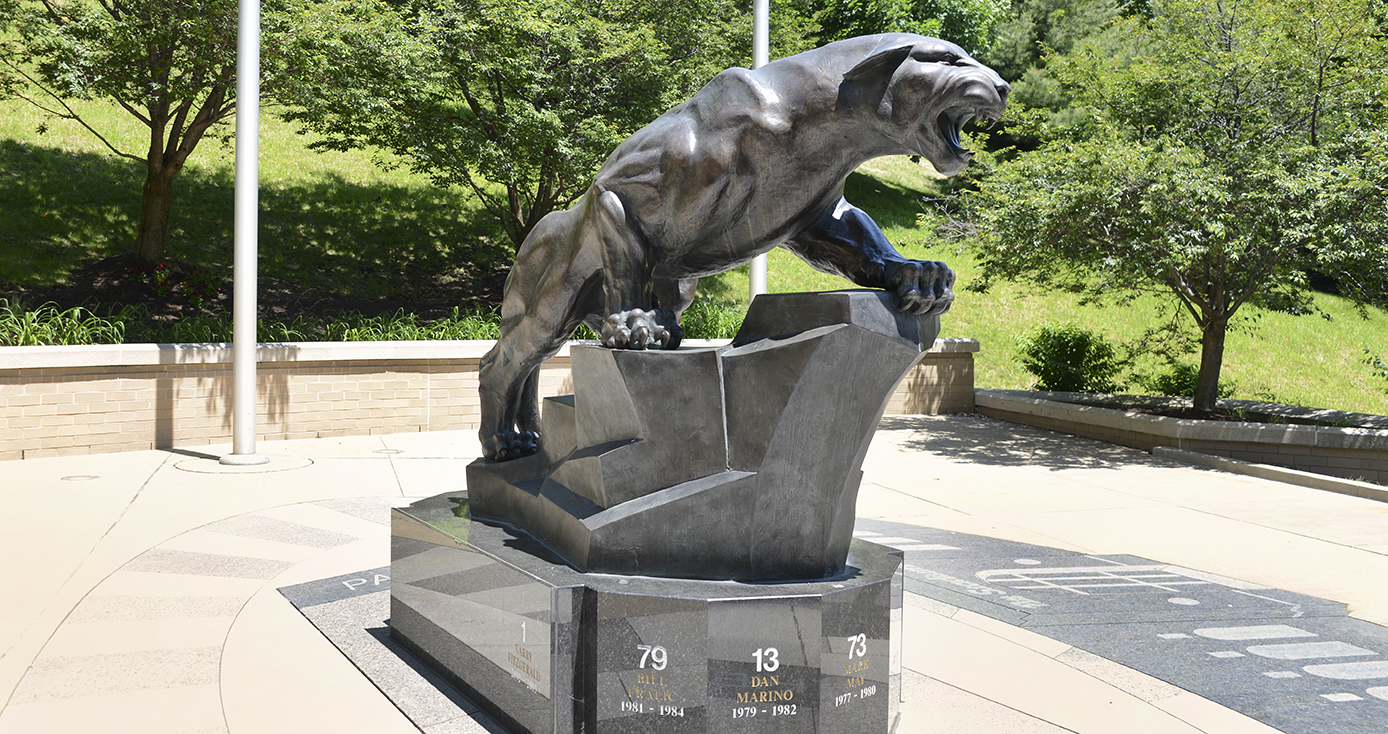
[621,702,685,717]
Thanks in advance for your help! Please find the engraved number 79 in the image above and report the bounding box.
[637,644,668,670]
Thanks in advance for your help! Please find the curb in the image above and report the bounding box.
[1153,446,1388,504]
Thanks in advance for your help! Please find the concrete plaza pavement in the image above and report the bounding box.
[1,413,1386,733]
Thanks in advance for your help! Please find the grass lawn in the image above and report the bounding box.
[0,97,508,300]
[4,97,1387,415]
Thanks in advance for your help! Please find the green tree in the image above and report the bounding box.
[979,0,1138,148]
[0,0,295,263]
[814,0,1009,55]
[281,0,755,250]
[982,0,1127,83]
[962,0,1388,410]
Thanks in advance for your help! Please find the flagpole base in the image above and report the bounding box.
[219,453,270,466]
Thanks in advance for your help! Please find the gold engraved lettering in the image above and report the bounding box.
[844,660,869,675]
[507,652,542,682]
[630,671,674,704]
[629,686,675,701]
[736,688,793,703]
[750,675,779,687]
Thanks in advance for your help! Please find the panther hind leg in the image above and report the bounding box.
[478,210,601,461]
[593,191,681,350]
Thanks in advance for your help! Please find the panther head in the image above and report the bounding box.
[842,35,1010,176]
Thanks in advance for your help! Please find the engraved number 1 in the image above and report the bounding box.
[753,647,780,672]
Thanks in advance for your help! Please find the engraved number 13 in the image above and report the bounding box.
[753,647,780,672]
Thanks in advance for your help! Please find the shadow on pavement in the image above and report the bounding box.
[877,413,1174,471]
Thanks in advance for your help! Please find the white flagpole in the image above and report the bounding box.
[222,0,268,465]
[748,0,769,300]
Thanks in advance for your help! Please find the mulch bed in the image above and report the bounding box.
[1118,406,1259,422]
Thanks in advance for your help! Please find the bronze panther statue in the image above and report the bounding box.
[479,33,1009,460]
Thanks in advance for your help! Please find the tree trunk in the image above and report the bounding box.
[1194,316,1228,411]
[135,168,175,263]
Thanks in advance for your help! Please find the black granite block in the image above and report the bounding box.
[723,323,922,579]
[584,471,759,579]
[391,498,903,733]
[539,395,577,468]
[706,596,822,734]
[467,454,547,524]
[568,347,728,508]
[591,592,710,732]
[733,290,940,352]
[818,582,896,732]
[720,331,822,473]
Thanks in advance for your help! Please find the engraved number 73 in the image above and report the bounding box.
[847,633,867,659]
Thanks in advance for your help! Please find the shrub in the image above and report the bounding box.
[1139,363,1235,399]
[1018,324,1123,393]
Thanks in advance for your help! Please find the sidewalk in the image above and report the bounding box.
[1,414,1385,733]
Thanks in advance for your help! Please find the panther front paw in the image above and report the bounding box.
[600,309,683,350]
[884,260,955,316]
[482,430,539,462]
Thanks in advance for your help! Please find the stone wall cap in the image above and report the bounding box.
[926,338,980,353]
[0,341,500,368]
[0,337,963,369]
[977,389,1388,448]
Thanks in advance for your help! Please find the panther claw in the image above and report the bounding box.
[885,260,955,316]
[601,309,683,350]
[483,430,539,462]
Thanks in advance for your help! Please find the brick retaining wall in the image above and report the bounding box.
[0,339,977,461]
[977,389,1388,485]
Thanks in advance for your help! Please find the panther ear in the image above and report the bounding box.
[842,44,913,84]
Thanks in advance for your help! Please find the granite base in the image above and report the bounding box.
[391,492,903,734]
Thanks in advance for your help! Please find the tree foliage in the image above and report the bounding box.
[962,0,1388,409]
[0,0,296,263]
[281,0,760,250]
[813,0,1010,53]
[979,0,1139,148]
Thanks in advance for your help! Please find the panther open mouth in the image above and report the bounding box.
[936,105,995,161]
